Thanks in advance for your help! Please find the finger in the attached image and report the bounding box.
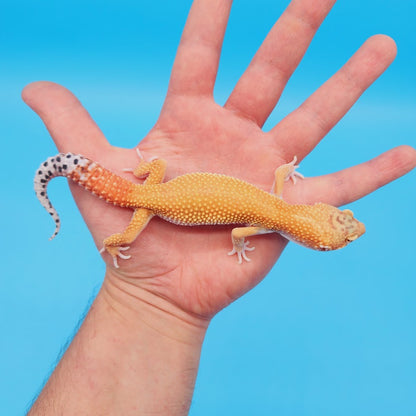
[22,81,110,155]
[225,0,336,126]
[168,0,232,96]
[297,146,416,206]
[269,35,397,160]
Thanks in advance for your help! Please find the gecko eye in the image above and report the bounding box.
[342,209,354,218]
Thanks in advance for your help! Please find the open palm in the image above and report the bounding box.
[24,0,415,319]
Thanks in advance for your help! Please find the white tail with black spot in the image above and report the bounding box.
[34,153,89,239]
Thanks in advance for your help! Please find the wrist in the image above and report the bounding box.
[92,271,209,414]
[29,270,209,416]
[102,269,209,345]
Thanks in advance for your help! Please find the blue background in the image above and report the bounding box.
[1,0,415,414]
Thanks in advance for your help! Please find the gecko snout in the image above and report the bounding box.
[338,209,366,245]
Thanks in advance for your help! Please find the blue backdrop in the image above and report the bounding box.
[1,0,415,414]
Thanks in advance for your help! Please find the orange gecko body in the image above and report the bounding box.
[34,152,365,267]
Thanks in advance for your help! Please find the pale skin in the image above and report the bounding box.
[25,0,416,414]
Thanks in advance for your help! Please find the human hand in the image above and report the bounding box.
[24,0,416,321]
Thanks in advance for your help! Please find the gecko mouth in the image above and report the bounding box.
[346,234,359,242]
[346,221,366,242]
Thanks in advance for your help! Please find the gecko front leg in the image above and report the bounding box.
[272,156,304,197]
[228,226,274,264]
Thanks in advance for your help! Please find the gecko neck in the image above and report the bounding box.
[269,197,317,233]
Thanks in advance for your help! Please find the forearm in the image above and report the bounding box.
[28,272,208,416]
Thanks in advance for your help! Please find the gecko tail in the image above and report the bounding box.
[34,153,89,239]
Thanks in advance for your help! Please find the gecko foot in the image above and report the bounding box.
[100,245,131,268]
[285,156,304,185]
[123,148,147,175]
[228,240,255,264]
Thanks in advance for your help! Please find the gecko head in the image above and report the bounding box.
[281,203,366,251]
[311,204,366,251]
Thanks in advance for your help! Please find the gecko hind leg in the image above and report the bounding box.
[124,156,167,183]
[103,156,166,268]
[101,208,154,268]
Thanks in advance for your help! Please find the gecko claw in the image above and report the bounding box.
[117,246,131,260]
[228,240,255,264]
[285,156,304,184]
[100,245,131,268]
[136,147,144,160]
